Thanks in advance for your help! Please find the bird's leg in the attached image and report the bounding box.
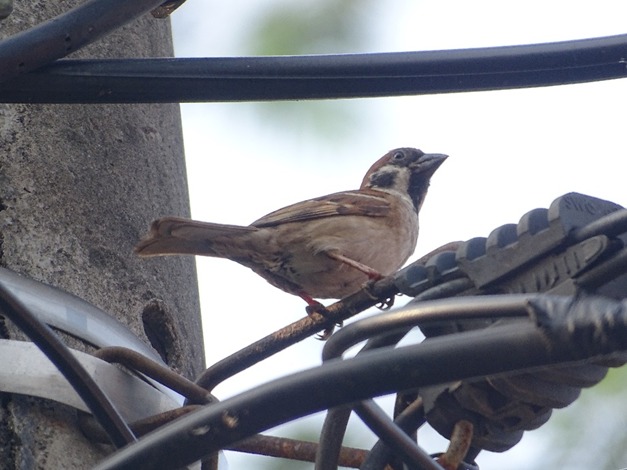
[326,251,394,310]
[325,251,383,280]
[299,292,338,340]
[299,292,328,316]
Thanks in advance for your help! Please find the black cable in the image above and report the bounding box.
[0,0,166,83]
[322,295,533,361]
[314,406,353,470]
[353,400,442,470]
[2,33,627,103]
[566,247,627,294]
[406,278,475,301]
[315,281,473,470]
[94,323,550,469]
[95,293,627,470]
[0,283,135,448]
[361,397,427,470]
[571,209,627,242]
[315,331,408,470]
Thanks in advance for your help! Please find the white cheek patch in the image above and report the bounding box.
[394,167,411,190]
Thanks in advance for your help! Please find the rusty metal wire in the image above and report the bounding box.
[94,346,215,405]
[192,274,400,394]
[227,434,371,468]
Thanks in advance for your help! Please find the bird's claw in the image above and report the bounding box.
[363,279,395,310]
[304,301,341,340]
[316,327,334,341]
[315,320,343,340]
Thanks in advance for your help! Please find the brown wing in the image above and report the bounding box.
[251,189,390,228]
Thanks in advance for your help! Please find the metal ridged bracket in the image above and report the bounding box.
[457,192,625,289]
[394,192,626,297]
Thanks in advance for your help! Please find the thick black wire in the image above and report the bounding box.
[571,208,627,242]
[2,33,627,103]
[571,247,627,293]
[322,295,533,361]
[0,0,166,83]
[95,321,555,469]
[315,331,408,470]
[407,278,475,301]
[95,293,627,470]
[315,293,530,468]
[315,280,474,470]
[0,283,135,447]
[314,406,353,470]
[361,397,427,470]
[353,400,442,470]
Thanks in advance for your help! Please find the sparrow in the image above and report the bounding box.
[135,148,447,309]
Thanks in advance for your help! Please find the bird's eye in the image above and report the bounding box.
[393,151,404,160]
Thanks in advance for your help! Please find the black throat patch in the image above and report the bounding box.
[408,172,430,211]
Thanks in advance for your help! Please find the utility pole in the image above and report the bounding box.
[0,3,203,467]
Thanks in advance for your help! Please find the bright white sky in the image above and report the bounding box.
[171,1,627,468]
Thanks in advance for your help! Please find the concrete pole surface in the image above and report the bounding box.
[0,2,204,468]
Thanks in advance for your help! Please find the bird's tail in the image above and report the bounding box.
[135,216,257,257]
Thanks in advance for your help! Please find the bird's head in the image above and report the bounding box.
[361,147,448,211]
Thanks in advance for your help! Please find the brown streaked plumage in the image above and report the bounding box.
[135,148,447,305]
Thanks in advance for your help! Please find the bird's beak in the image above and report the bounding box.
[413,153,448,174]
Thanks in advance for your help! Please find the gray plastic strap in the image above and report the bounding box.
[0,267,186,404]
[0,339,179,422]
[0,267,161,362]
